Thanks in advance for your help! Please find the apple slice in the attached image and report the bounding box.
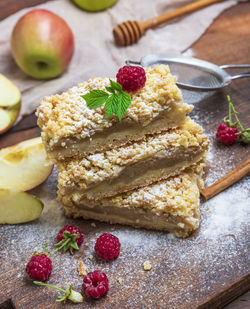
[0,74,21,134]
[0,137,53,191]
[0,189,43,224]
[0,74,21,107]
[0,109,11,132]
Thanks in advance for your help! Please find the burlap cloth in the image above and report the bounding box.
[0,0,237,123]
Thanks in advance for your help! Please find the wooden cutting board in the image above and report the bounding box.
[0,2,250,309]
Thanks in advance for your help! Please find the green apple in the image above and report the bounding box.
[11,9,74,79]
[0,188,43,224]
[0,74,21,134]
[72,0,117,12]
[0,137,53,191]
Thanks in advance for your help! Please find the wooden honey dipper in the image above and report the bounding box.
[113,0,225,47]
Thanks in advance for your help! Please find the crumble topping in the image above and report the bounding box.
[117,277,123,285]
[78,261,87,276]
[143,261,152,271]
[57,118,208,191]
[36,65,192,148]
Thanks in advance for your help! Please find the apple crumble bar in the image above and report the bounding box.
[37,65,193,160]
[60,163,204,238]
[57,117,209,201]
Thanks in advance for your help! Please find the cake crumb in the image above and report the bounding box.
[143,261,152,271]
[78,261,87,276]
[89,255,94,260]
[206,207,210,211]
[90,222,96,228]
[117,277,123,285]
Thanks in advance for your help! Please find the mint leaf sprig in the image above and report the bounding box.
[81,80,131,121]
[224,95,250,144]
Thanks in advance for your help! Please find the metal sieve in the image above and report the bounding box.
[126,54,250,91]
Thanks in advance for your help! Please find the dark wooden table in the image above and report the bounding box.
[0,1,249,308]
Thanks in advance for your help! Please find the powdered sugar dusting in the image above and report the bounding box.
[1,100,250,307]
[201,179,249,238]
[0,162,249,308]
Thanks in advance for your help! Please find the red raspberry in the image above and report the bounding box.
[94,233,120,261]
[82,270,109,299]
[26,253,52,282]
[116,65,146,92]
[56,225,84,254]
[216,123,239,145]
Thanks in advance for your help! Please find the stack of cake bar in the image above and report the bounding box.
[37,65,209,237]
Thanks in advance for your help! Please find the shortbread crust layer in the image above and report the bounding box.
[37,65,193,158]
[57,118,209,201]
[61,164,204,238]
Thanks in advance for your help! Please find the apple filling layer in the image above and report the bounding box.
[37,65,193,158]
[57,118,209,201]
[61,164,203,238]
[49,108,187,160]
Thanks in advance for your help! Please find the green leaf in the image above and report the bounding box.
[110,79,122,92]
[82,79,131,121]
[71,242,79,250]
[81,90,109,109]
[105,86,115,94]
[238,128,250,144]
[54,232,80,254]
[116,91,131,121]
[63,231,71,238]
[105,94,119,119]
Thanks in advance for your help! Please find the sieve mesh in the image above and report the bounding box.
[167,63,224,88]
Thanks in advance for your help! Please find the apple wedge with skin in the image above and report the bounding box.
[0,189,43,224]
[0,74,21,134]
[0,137,53,191]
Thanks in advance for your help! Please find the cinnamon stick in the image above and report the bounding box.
[201,157,250,200]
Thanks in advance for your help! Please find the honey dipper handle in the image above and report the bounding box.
[141,0,225,30]
[201,157,250,201]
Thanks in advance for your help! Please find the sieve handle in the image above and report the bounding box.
[126,60,142,66]
[220,64,250,80]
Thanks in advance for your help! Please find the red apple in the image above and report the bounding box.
[11,9,74,79]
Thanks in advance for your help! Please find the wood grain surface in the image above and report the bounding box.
[0,1,250,309]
